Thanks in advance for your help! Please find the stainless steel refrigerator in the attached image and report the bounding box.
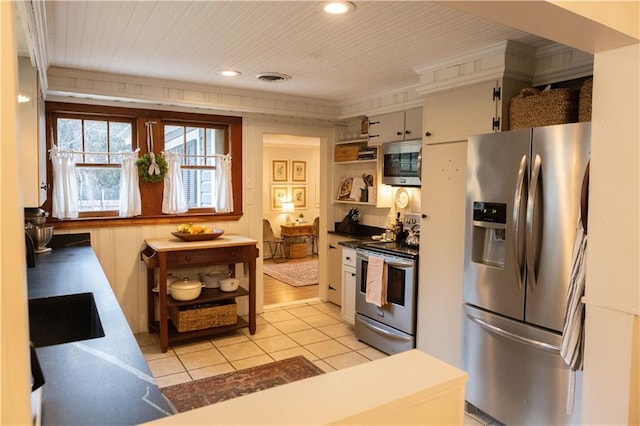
[462,122,590,425]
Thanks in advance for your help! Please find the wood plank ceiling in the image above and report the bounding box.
[43,1,554,103]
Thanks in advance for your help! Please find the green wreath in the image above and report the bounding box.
[135,153,168,183]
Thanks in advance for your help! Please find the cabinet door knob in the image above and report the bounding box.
[185,255,192,261]
[396,131,403,136]
[405,130,411,135]
[425,131,432,137]
[346,256,351,261]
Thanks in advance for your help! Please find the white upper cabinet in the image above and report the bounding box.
[18,57,47,207]
[423,80,497,145]
[368,107,423,146]
[423,79,530,145]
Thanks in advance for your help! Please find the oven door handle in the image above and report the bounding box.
[356,251,414,269]
[360,318,414,342]
[385,260,413,269]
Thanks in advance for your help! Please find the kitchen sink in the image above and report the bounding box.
[29,293,105,348]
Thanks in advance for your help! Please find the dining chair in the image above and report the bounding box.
[263,219,286,262]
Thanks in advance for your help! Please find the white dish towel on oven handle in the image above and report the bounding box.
[365,255,388,307]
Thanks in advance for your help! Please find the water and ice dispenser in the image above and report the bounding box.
[470,202,507,268]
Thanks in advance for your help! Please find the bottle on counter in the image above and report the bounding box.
[394,213,405,243]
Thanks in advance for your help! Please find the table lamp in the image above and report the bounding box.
[282,202,295,225]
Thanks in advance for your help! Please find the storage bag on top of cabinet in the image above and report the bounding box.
[509,87,579,129]
[578,79,593,122]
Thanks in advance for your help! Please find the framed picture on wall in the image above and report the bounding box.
[292,186,307,208]
[291,160,306,182]
[271,185,289,210]
[272,160,288,182]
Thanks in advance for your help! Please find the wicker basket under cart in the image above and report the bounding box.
[170,300,237,332]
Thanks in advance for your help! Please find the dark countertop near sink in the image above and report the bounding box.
[27,234,173,425]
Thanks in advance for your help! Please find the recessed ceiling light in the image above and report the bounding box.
[218,70,241,77]
[320,1,355,15]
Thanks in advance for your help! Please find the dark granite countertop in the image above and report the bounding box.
[27,234,173,425]
[329,224,386,240]
[337,240,362,249]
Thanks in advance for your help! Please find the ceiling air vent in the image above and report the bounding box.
[256,72,291,82]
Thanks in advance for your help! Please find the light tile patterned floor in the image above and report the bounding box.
[136,300,387,389]
[136,299,494,425]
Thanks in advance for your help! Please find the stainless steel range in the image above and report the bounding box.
[355,240,419,355]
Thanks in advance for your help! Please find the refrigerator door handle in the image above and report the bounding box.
[512,155,528,290]
[526,154,542,289]
[466,312,560,354]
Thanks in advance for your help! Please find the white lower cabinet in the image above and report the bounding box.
[341,247,357,325]
[328,234,349,305]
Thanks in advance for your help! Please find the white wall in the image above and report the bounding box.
[581,43,639,426]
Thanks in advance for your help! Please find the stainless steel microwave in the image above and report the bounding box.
[382,140,422,187]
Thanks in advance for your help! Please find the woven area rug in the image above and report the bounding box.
[263,258,318,287]
[162,356,324,413]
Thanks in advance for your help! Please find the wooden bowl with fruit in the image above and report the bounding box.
[172,223,224,241]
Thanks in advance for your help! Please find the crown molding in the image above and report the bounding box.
[338,85,424,119]
[533,44,594,86]
[15,0,49,93]
[414,40,536,96]
[46,67,341,121]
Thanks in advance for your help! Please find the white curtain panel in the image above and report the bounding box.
[49,144,79,219]
[214,154,233,213]
[162,151,188,214]
[118,151,142,217]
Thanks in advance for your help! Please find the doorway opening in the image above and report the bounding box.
[262,134,321,306]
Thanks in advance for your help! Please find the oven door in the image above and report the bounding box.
[355,249,417,334]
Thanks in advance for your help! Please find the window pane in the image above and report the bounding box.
[181,169,213,208]
[57,118,83,162]
[76,167,120,212]
[205,128,214,165]
[109,122,132,164]
[84,120,108,163]
[165,125,184,155]
[210,128,226,155]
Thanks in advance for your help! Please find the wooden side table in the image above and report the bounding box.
[280,224,315,258]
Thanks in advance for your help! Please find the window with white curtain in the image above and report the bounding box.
[164,123,227,209]
[55,114,134,214]
[45,102,242,224]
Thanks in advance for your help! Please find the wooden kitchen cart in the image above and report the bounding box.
[141,235,258,352]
